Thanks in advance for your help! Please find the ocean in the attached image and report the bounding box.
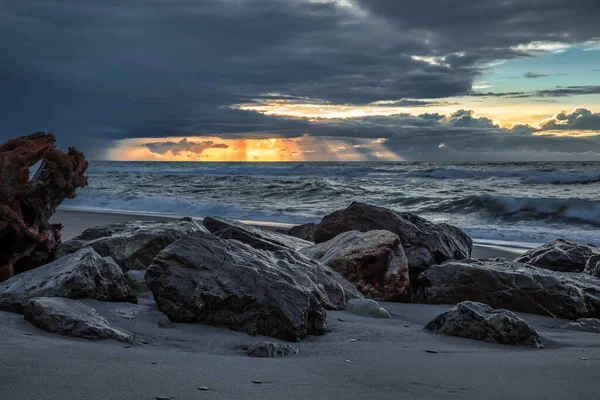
[60,161,600,248]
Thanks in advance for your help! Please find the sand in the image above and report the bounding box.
[1,210,598,399]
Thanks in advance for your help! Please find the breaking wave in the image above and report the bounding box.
[426,194,600,226]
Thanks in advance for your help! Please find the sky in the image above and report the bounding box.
[1,0,600,162]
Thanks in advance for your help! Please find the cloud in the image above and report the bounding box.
[0,0,598,159]
[467,85,600,98]
[143,138,228,155]
[537,108,600,131]
[523,72,549,79]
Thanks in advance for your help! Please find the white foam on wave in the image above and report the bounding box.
[62,193,319,224]
[406,168,600,185]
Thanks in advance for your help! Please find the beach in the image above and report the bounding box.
[1,210,599,400]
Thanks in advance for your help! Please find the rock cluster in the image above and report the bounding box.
[311,202,473,283]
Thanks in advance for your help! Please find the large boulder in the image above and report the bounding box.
[57,218,206,271]
[425,301,542,348]
[203,217,312,251]
[146,231,362,341]
[24,297,132,342]
[301,230,410,301]
[312,202,472,282]
[584,255,600,278]
[0,247,136,313]
[515,239,600,273]
[414,258,600,320]
[288,223,318,242]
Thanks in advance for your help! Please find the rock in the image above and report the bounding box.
[57,218,206,271]
[203,217,312,251]
[584,254,600,278]
[146,231,362,341]
[345,299,391,319]
[0,247,136,313]
[414,258,600,320]
[124,270,152,298]
[301,230,410,301]
[288,223,318,242]
[0,133,88,282]
[425,301,543,348]
[23,297,131,341]
[561,318,600,334]
[515,239,600,273]
[246,342,299,357]
[312,202,472,283]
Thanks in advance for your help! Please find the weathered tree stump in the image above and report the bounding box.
[0,132,88,282]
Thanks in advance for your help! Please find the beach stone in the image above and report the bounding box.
[23,297,132,342]
[246,342,299,357]
[0,247,136,313]
[146,231,362,341]
[561,318,600,334]
[203,217,312,251]
[584,254,600,278]
[515,239,600,273]
[346,299,391,319]
[414,258,600,320]
[312,202,472,283]
[56,218,206,271]
[288,223,318,242]
[124,270,152,298]
[301,230,410,302]
[425,301,543,348]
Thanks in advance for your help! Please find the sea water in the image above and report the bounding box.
[60,161,600,248]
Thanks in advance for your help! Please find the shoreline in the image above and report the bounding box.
[51,208,527,258]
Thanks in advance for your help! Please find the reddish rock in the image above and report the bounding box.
[301,230,411,302]
[0,132,88,282]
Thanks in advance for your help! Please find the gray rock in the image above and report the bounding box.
[124,270,152,298]
[57,218,206,271]
[203,217,312,251]
[288,223,318,242]
[24,297,132,341]
[302,230,410,301]
[584,254,600,278]
[0,247,136,313]
[425,301,542,348]
[246,342,299,357]
[346,299,391,319]
[414,258,600,320]
[312,202,472,283]
[561,318,600,334]
[146,231,362,341]
[515,239,600,273]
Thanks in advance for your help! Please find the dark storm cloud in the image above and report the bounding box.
[143,138,228,155]
[537,108,600,131]
[467,85,600,98]
[0,0,599,159]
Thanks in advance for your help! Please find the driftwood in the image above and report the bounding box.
[0,132,88,282]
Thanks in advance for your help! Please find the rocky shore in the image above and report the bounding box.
[2,200,600,399]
